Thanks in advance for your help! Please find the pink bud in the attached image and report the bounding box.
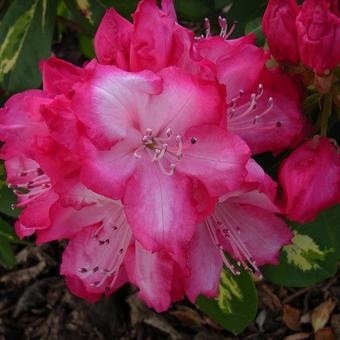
[279,136,340,223]
[296,0,340,74]
[262,0,300,64]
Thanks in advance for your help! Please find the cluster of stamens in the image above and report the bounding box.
[10,168,51,209]
[228,84,282,128]
[206,206,262,278]
[134,128,197,176]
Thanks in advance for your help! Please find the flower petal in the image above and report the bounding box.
[215,201,292,266]
[184,223,222,302]
[94,8,132,69]
[123,160,197,255]
[176,125,250,195]
[60,205,131,301]
[124,242,174,312]
[72,63,162,149]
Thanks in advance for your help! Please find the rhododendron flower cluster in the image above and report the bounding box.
[0,0,339,312]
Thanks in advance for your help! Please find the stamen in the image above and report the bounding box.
[206,218,240,275]
[218,16,227,38]
[214,206,262,278]
[204,18,211,37]
[224,21,238,40]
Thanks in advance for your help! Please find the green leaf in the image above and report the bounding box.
[262,206,340,287]
[244,17,264,46]
[0,0,58,92]
[0,235,16,268]
[63,0,106,35]
[79,34,96,59]
[0,185,20,218]
[218,0,268,37]
[173,0,213,21]
[0,218,17,268]
[197,266,258,335]
[102,0,138,19]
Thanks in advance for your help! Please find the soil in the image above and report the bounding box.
[0,242,339,340]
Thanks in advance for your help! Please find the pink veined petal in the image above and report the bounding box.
[176,125,250,195]
[228,88,303,155]
[39,57,84,96]
[139,67,225,138]
[124,242,174,312]
[213,201,292,267]
[72,63,163,150]
[123,159,197,256]
[184,223,223,303]
[60,204,132,301]
[94,8,132,69]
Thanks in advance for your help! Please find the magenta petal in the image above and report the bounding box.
[184,223,222,303]
[123,161,197,255]
[40,57,84,96]
[177,125,250,195]
[125,242,174,312]
[94,8,132,69]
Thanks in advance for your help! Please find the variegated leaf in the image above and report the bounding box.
[0,0,57,92]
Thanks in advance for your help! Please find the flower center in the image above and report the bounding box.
[133,128,198,176]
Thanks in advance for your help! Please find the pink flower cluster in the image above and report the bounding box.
[0,0,339,311]
[263,0,340,74]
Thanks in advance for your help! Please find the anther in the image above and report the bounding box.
[191,137,198,144]
[93,266,99,272]
[166,128,172,137]
[276,121,282,127]
[79,268,88,273]
[145,128,152,136]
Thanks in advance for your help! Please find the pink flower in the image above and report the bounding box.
[279,136,340,223]
[296,0,340,74]
[262,0,300,64]
[72,62,250,257]
[195,33,304,154]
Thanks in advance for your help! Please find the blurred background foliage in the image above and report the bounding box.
[1,0,340,335]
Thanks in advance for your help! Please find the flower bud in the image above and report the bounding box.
[296,0,340,75]
[262,0,300,64]
[279,136,340,223]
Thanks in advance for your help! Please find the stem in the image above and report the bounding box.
[320,93,333,136]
